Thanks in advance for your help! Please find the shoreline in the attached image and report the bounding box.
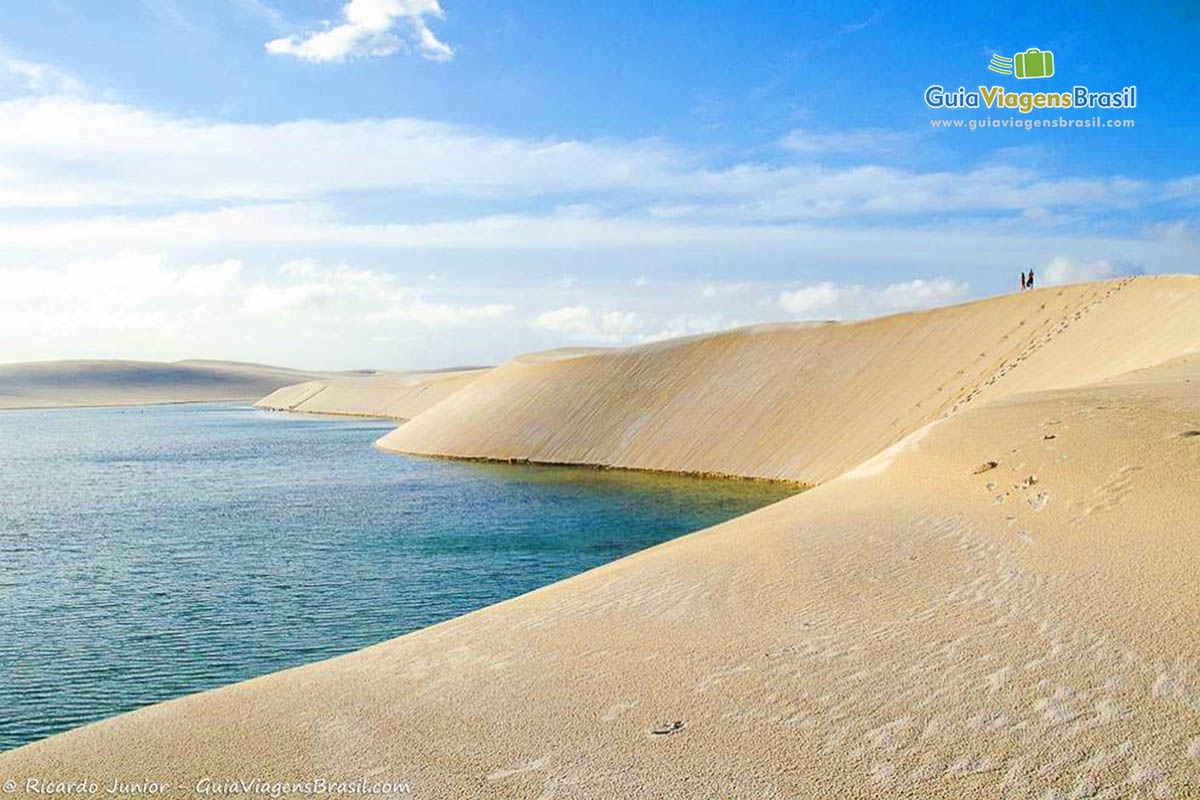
[0,397,264,412]
[377,446,815,488]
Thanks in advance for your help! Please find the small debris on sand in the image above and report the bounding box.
[972,461,999,475]
[651,721,685,735]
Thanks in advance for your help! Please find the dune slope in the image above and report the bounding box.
[380,276,1200,483]
[255,368,489,420]
[0,359,334,410]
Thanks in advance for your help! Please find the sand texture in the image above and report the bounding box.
[0,359,336,410]
[2,277,1199,798]
[255,368,489,420]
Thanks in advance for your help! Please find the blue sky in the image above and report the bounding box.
[0,0,1196,368]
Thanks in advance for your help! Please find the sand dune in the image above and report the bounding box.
[3,276,1200,797]
[255,368,490,420]
[0,359,336,410]
[381,276,1200,483]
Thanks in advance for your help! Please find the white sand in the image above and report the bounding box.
[3,276,1199,797]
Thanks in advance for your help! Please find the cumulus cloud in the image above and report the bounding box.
[530,306,638,342]
[266,0,454,63]
[1039,256,1122,286]
[778,278,970,320]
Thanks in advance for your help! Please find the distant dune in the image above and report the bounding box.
[4,276,1200,797]
[0,359,335,410]
[255,367,490,420]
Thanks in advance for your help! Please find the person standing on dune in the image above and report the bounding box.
[1027,268,1035,290]
[1021,271,1027,291]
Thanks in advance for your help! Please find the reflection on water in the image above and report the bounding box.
[0,403,797,751]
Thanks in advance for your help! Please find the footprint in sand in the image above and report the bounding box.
[1028,492,1049,512]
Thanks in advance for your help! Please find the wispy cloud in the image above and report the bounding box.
[840,9,884,34]
[230,0,287,31]
[0,51,85,95]
[0,95,1180,225]
[780,128,915,155]
[266,0,454,63]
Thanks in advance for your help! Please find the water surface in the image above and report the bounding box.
[0,403,796,751]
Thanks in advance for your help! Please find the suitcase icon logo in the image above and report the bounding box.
[988,48,1055,79]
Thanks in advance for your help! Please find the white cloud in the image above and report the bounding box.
[0,254,512,365]
[778,278,969,320]
[1040,256,1116,286]
[0,51,85,95]
[530,306,638,342]
[0,96,1176,222]
[780,128,913,155]
[0,97,682,208]
[640,313,735,342]
[1143,220,1197,246]
[0,57,1194,368]
[266,0,454,63]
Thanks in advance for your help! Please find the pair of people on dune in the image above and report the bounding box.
[1020,269,1036,291]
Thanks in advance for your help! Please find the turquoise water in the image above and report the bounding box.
[0,403,795,751]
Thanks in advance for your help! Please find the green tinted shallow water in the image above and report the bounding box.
[0,403,797,751]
